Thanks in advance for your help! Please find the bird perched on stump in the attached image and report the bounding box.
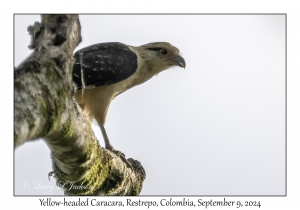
[72,42,186,153]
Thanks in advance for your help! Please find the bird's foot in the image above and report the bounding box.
[105,146,133,169]
[114,151,133,169]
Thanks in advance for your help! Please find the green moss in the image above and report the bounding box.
[85,142,93,160]
[14,80,24,91]
[41,60,56,71]
[84,161,108,194]
[28,118,35,130]
[132,178,143,196]
[37,93,64,137]
[38,97,52,136]
[62,119,74,139]
[41,60,64,82]
[51,101,63,132]
[52,142,143,196]
[28,117,39,140]
[57,144,113,195]
[81,146,110,195]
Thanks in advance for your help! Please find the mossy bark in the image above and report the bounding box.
[14,14,145,196]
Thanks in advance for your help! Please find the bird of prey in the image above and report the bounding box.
[72,42,185,153]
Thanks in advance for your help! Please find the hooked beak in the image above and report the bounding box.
[172,55,186,69]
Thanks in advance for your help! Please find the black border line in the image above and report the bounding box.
[13,13,287,197]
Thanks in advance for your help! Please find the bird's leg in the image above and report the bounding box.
[99,124,115,151]
[99,124,132,168]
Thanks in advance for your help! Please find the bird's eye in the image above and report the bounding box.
[160,49,168,55]
[148,47,162,51]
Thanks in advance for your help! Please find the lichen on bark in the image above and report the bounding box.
[14,14,145,196]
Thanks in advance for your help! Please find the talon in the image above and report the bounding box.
[110,149,132,169]
[99,125,132,168]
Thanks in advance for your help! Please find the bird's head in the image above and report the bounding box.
[136,42,186,74]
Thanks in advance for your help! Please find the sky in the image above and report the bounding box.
[14,14,286,196]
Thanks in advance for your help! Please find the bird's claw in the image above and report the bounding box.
[107,148,133,169]
[117,152,133,169]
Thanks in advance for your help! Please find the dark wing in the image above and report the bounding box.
[72,42,138,89]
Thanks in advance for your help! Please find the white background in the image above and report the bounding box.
[2,1,299,209]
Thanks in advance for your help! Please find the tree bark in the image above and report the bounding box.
[14,14,145,196]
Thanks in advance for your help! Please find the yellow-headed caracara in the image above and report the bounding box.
[72,42,185,153]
